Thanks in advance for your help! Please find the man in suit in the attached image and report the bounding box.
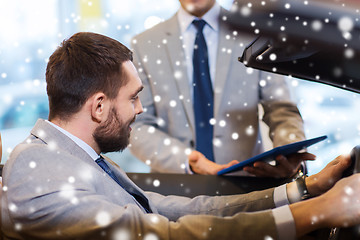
[129,0,308,176]
[2,32,360,240]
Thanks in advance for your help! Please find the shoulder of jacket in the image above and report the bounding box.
[131,13,178,43]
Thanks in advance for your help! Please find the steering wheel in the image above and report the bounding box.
[327,145,360,240]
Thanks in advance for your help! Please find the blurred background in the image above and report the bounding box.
[1,0,360,175]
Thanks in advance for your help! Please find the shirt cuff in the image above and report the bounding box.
[272,205,296,240]
[274,184,290,207]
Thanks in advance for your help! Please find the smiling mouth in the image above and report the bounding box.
[129,116,136,130]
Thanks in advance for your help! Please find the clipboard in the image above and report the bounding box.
[217,135,327,175]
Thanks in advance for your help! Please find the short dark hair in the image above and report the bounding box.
[46,32,133,120]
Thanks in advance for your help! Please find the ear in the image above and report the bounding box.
[91,92,109,123]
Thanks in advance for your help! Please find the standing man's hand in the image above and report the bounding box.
[188,150,238,175]
[243,152,316,178]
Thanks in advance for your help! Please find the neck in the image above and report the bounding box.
[183,1,215,18]
[50,115,100,154]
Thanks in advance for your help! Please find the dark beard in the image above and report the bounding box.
[93,108,134,153]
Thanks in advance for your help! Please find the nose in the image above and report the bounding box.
[135,98,143,115]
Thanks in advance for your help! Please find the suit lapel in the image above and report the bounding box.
[163,14,195,131]
[103,156,144,195]
[103,155,155,213]
[213,8,237,118]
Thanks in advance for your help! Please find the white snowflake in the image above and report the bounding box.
[79,168,94,181]
[213,138,222,147]
[157,118,166,127]
[144,233,159,240]
[209,118,216,125]
[231,132,239,140]
[240,7,251,17]
[246,67,254,75]
[219,120,226,127]
[29,161,36,169]
[9,203,18,212]
[345,186,354,195]
[95,211,111,227]
[37,129,46,138]
[147,126,155,134]
[184,148,192,155]
[68,176,75,183]
[338,16,354,32]
[169,100,176,107]
[48,141,57,151]
[153,179,160,187]
[14,223,22,231]
[246,126,254,136]
[344,48,354,59]
[171,146,179,154]
[59,184,75,199]
[269,53,277,61]
[112,228,131,240]
[154,95,161,102]
[174,70,182,80]
[311,20,323,31]
[163,138,171,146]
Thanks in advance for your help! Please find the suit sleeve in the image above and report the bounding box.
[2,148,281,240]
[129,37,191,173]
[259,71,306,147]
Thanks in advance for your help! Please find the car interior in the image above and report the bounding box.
[225,0,360,238]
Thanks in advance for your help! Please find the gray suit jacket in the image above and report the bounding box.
[1,119,280,239]
[129,7,305,174]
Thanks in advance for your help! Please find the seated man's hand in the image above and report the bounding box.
[290,172,360,237]
[243,152,316,178]
[188,150,239,175]
[306,154,351,197]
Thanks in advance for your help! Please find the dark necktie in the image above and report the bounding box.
[192,19,215,162]
[95,156,152,213]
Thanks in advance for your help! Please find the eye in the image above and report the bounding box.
[131,95,139,102]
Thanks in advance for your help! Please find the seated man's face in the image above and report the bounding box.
[93,61,143,153]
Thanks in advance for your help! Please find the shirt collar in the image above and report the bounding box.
[177,1,220,34]
[46,120,99,161]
